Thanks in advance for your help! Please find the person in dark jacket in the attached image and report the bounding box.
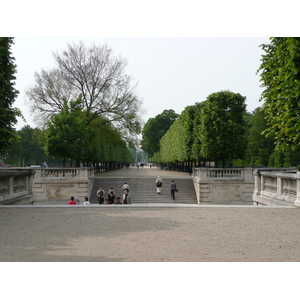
[170,180,177,200]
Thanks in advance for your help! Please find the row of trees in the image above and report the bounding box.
[147,91,247,167]
[4,120,135,167]
[141,37,300,169]
[143,100,300,169]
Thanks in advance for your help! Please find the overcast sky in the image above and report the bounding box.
[5,1,295,131]
[12,36,270,129]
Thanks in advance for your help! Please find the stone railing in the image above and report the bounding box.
[253,168,300,206]
[194,168,244,179]
[0,169,35,205]
[192,167,254,204]
[33,167,95,204]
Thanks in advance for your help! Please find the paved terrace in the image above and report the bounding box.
[0,166,299,262]
[95,165,192,178]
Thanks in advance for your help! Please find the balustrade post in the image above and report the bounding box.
[9,177,14,195]
[294,174,300,207]
[253,169,261,196]
[277,177,282,197]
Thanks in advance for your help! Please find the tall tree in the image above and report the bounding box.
[45,96,88,166]
[246,106,275,166]
[258,37,300,151]
[199,90,247,167]
[0,37,20,153]
[26,41,143,144]
[141,109,179,157]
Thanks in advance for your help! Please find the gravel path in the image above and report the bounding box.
[1,205,299,262]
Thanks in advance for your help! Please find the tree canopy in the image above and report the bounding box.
[152,91,247,167]
[26,41,143,144]
[199,90,247,166]
[258,37,300,151]
[45,96,88,165]
[140,109,179,157]
[0,37,21,153]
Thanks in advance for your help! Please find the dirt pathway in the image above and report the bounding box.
[1,205,299,262]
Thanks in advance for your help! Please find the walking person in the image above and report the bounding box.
[155,176,163,194]
[170,180,177,200]
[96,187,105,204]
[122,182,129,192]
[122,190,132,204]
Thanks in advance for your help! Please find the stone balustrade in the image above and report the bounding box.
[253,168,300,206]
[0,169,35,205]
[192,167,254,204]
[32,167,95,204]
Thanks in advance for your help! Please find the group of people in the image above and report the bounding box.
[155,176,178,200]
[68,178,178,205]
[68,196,90,205]
[96,182,131,205]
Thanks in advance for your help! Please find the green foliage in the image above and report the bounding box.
[258,37,300,152]
[199,90,247,166]
[85,117,132,164]
[45,96,88,163]
[4,125,50,166]
[44,95,133,165]
[26,41,143,145]
[156,106,196,163]
[191,101,207,163]
[244,107,275,166]
[141,109,179,157]
[0,37,21,153]
[152,92,247,167]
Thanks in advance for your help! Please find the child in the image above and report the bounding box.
[83,197,90,205]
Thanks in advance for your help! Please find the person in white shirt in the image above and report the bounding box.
[122,182,129,192]
[155,176,163,194]
[83,197,90,205]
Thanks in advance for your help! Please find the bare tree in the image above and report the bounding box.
[26,41,143,138]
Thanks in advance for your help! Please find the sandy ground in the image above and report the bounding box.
[1,205,299,262]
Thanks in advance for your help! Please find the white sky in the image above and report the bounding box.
[5,1,297,130]
[12,36,269,129]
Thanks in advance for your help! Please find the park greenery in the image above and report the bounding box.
[0,37,22,153]
[2,37,300,169]
[146,99,300,169]
[149,91,248,168]
[258,37,300,152]
[1,40,140,167]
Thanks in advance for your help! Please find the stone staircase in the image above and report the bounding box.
[91,177,197,204]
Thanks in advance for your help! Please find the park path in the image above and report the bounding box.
[95,165,192,178]
[0,205,299,262]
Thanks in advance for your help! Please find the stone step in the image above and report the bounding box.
[91,177,197,204]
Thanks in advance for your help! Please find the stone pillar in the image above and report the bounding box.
[253,169,261,196]
[294,173,300,207]
[277,177,282,198]
[9,177,14,194]
[244,168,254,181]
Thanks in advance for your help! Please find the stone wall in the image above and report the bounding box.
[253,168,300,206]
[32,167,95,204]
[0,169,35,205]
